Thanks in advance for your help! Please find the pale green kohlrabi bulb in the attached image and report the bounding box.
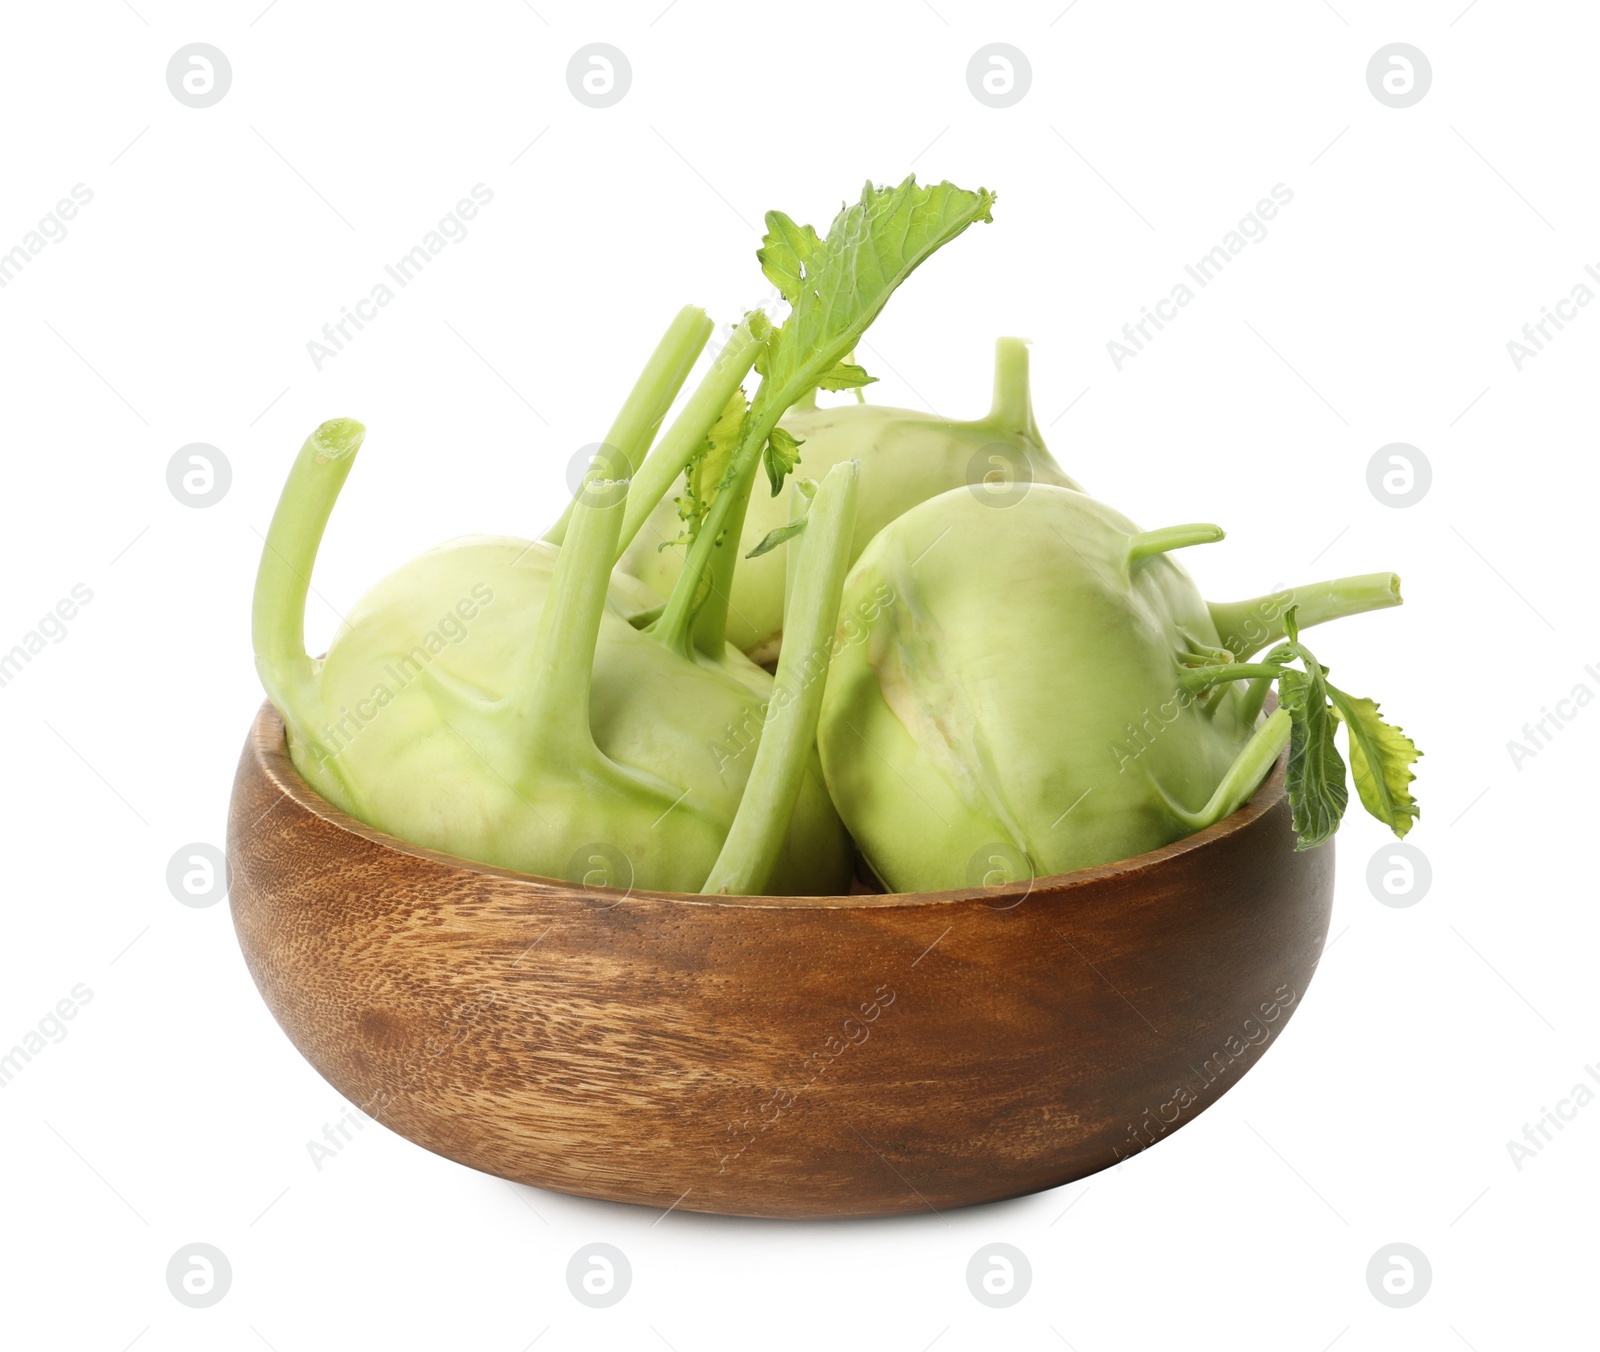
[817,484,1402,892]
[252,418,851,895]
[617,338,1080,664]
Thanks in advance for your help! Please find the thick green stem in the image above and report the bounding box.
[987,337,1039,443]
[1210,572,1402,659]
[1160,708,1291,830]
[542,306,712,545]
[1179,661,1284,693]
[1239,673,1274,725]
[1128,523,1225,565]
[521,476,627,764]
[689,457,761,659]
[252,418,366,748]
[703,460,860,895]
[614,314,767,561]
[781,477,817,622]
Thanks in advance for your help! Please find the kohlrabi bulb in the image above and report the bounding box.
[817,484,1402,892]
[253,419,851,895]
[618,339,1080,664]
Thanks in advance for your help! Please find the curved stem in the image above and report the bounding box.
[1239,672,1274,725]
[703,460,860,895]
[252,418,365,750]
[1128,523,1225,565]
[1179,661,1284,693]
[542,306,711,545]
[1210,572,1402,659]
[520,477,627,765]
[1158,708,1291,830]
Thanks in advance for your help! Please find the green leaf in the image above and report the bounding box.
[1328,686,1421,839]
[746,517,807,559]
[1277,665,1348,850]
[674,387,748,544]
[817,361,876,391]
[756,213,822,305]
[763,426,803,497]
[757,177,996,412]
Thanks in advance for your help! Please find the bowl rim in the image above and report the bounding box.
[237,700,1292,912]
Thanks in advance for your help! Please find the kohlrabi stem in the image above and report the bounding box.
[702,460,860,896]
[1127,523,1225,565]
[614,314,767,562]
[782,477,817,623]
[542,306,712,546]
[1179,662,1284,693]
[651,391,787,660]
[1160,707,1292,830]
[987,337,1038,442]
[1210,572,1402,659]
[521,477,627,763]
[1239,672,1274,725]
[252,417,366,745]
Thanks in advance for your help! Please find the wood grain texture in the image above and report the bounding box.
[227,702,1333,1220]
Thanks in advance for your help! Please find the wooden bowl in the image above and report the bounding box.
[227,702,1332,1220]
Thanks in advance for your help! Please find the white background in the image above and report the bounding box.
[1,1,1594,1348]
